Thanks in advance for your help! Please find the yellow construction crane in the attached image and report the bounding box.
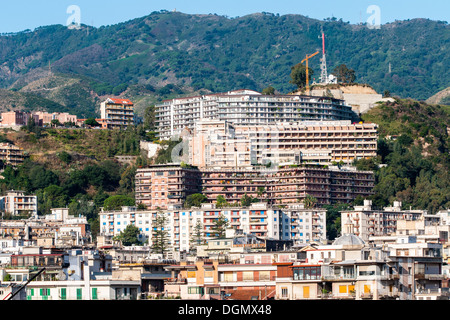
[301,51,319,93]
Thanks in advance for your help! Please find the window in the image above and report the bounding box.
[243,271,253,281]
[281,287,288,298]
[60,288,66,300]
[92,288,98,300]
[259,271,270,281]
[188,287,204,295]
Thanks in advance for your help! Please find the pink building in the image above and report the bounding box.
[0,111,33,126]
[33,112,77,126]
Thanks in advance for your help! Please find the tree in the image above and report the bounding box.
[211,214,229,238]
[84,118,100,127]
[114,224,141,246]
[262,86,275,95]
[103,195,135,211]
[303,194,318,209]
[240,194,253,207]
[216,195,228,208]
[332,64,356,84]
[289,63,314,89]
[190,219,205,249]
[256,187,266,201]
[51,119,61,127]
[184,193,208,208]
[152,211,170,255]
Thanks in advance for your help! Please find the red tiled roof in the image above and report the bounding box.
[107,98,133,105]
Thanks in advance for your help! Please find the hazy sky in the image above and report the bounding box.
[0,0,448,33]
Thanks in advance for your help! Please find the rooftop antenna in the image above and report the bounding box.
[319,31,328,84]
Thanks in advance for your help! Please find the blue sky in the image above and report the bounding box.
[0,0,448,33]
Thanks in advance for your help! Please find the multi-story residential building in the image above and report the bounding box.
[200,164,374,207]
[0,142,25,167]
[340,200,427,242]
[135,164,374,210]
[32,111,77,126]
[164,259,221,300]
[279,204,327,245]
[100,203,329,253]
[0,190,38,218]
[156,89,357,140]
[100,98,135,130]
[0,111,36,127]
[188,118,378,167]
[135,164,202,210]
[275,231,448,300]
[99,203,287,253]
[99,206,153,244]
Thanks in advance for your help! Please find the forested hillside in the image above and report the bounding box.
[0,124,151,236]
[355,98,450,214]
[0,11,448,117]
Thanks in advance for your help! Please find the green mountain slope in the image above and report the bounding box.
[0,11,448,117]
[356,98,450,213]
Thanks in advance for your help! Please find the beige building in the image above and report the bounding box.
[0,143,25,167]
[189,118,378,167]
[340,200,427,242]
[33,112,77,126]
[100,98,135,129]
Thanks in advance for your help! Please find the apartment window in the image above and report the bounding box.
[77,288,82,300]
[27,288,34,300]
[92,288,98,300]
[224,272,234,282]
[259,271,270,281]
[60,288,66,300]
[243,271,253,281]
[281,287,288,298]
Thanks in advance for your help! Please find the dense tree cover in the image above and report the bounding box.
[0,12,448,117]
[354,99,450,214]
[0,125,152,237]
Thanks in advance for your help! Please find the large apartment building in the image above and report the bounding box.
[135,164,202,210]
[156,89,357,140]
[199,165,374,207]
[100,98,135,129]
[188,118,378,167]
[340,200,428,242]
[135,164,374,210]
[99,202,328,253]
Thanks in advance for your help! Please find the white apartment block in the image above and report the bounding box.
[279,204,327,245]
[188,118,378,167]
[156,89,357,140]
[99,206,153,244]
[340,200,426,242]
[0,190,38,218]
[99,203,328,253]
